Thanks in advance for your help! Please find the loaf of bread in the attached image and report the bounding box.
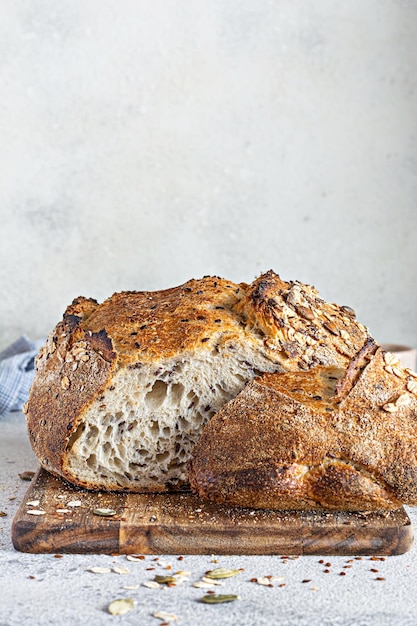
[187,341,417,510]
[25,270,370,492]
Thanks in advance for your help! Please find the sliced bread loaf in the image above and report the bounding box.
[25,270,370,492]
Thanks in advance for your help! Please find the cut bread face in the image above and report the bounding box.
[65,345,276,491]
[187,346,417,511]
[25,271,371,492]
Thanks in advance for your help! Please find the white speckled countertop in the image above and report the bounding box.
[2,411,417,626]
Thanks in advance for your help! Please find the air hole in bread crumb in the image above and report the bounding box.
[145,380,168,409]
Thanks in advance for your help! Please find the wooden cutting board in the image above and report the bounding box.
[12,467,413,556]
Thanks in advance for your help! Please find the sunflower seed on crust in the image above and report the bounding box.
[392,367,405,379]
[384,352,400,367]
[382,403,397,413]
[407,380,417,394]
[396,393,411,407]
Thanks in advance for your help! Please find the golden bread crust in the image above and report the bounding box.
[25,271,371,491]
[187,347,417,510]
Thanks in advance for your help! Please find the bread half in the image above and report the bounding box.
[25,271,370,492]
[187,344,417,510]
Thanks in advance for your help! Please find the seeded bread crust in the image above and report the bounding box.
[25,271,371,492]
[187,347,417,510]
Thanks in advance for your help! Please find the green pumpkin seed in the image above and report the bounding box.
[199,594,240,604]
[154,575,176,584]
[205,567,242,579]
[93,508,117,517]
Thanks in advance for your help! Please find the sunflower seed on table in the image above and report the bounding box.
[204,567,242,579]
[201,576,225,586]
[107,598,135,615]
[143,580,160,589]
[153,611,178,622]
[86,566,111,574]
[93,508,117,516]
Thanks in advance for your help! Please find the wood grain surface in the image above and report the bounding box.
[12,468,414,556]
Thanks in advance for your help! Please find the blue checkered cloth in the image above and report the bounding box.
[0,336,45,417]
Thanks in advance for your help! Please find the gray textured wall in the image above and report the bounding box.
[1,1,416,350]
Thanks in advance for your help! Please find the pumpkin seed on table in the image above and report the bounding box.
[154,575,177,584]
[107,598,135,615]
[204,567,243,579]
[93,508,117,516]
[199,594,241,604]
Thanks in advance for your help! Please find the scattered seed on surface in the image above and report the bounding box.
[193,581,217,589]
[27,500,40,507]
[143,581,160,589]
[107,598,135,615]
[256,577,273,587]
[153,611,178,622]
[126,554,145,562]
[199,594,240,604]
[67,500,82,507]
[93,508,117,517]
[205,568,242,579]
[154,575,176,584]
[19,471,35,481]
[201,576,224,586]
[87,566,111,574]
[26,509,46,516]
[113,566,130,575]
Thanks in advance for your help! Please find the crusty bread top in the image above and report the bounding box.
[64,270,370,371]
[187,347,417,510]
